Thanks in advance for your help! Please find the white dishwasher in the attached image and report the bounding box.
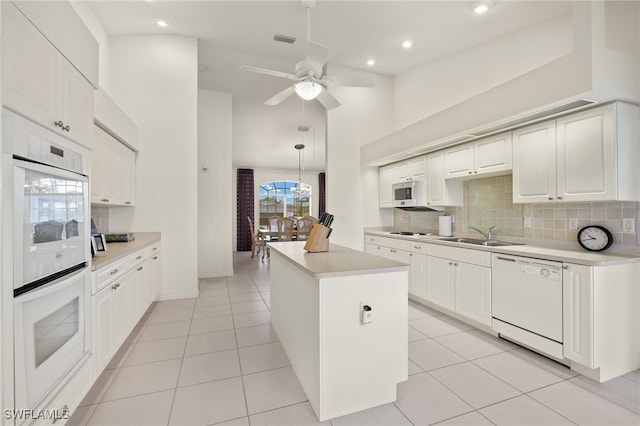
[491,254,564,359]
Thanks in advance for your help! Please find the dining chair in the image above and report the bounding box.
[302,215,318,224]
[277,217,295,241]
[296,217,314,240]
[247,217,265,258]
[268,216,280,240]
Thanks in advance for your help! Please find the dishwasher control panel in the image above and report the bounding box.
[521,264,560,280]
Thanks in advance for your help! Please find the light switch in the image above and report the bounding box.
[523,217,532,228]
[622,218,635,234]
[568,217,578,230]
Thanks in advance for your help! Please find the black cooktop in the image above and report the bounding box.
[389,231,427,236]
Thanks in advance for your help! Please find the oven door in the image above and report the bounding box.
[13,268,89,409]
[13,158,88,294]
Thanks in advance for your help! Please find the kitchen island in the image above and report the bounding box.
[268,241,409,421]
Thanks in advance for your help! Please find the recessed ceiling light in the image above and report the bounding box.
[471,1,493,14]
[401,40,414,49]
[155,19,169,28]
[367,59,375,66]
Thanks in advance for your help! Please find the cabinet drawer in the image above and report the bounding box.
[430,244,491,267]
[129,248,146,267]
[145,242,161,259]
[93,258,127,294]
[407,241,430,254]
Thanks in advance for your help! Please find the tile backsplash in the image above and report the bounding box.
[393,175,640,247]
[91,206,110,234]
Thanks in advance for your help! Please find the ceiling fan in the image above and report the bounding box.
[240,0,375,110]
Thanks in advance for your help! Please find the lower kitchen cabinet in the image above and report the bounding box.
[454,261,491,326]
[91,241,161,374]
[425,255,455,311]
[408,251,428,300]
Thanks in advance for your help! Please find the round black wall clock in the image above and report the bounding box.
[577,225,613,252]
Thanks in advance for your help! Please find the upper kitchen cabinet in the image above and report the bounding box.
[395,156,426,181]
[378,164,395,208]
[445,133,512,179]
[92,126,136,206]
[426,151,463,207]
[513,102,640,203]
[1,2,95,147]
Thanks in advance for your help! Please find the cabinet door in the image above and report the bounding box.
[395,160,411,182]
[556,105,616,202]
[409,252,428,299]
[425,256,454,310]
[426,152,446,205]
[90,127,105,203]
[512,121,557,203]
[454,262,491,326]
[409,156,427,180]
[58,58,94,147]
[123,146,136,206]
[562,263,594,367]
[112,274,130,348]
[150,252,161,300]
[379,247,411,264]
[2,2,58,127]
[474,133,512,175]
[92,285,115,373]
[379,165,395,208]
[444,144,474,178]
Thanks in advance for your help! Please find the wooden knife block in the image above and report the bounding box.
[304,224,330,253]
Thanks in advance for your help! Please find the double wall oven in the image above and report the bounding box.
[2,110,91,414]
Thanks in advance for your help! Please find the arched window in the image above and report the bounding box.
[258,180,311,229]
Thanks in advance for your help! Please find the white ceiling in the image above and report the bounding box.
[88,1,573,171]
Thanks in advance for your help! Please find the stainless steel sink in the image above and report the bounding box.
[439,237,522,247]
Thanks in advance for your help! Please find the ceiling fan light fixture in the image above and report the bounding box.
[401,40,414,49]
[367,59,376,66]
[294,81,322,101]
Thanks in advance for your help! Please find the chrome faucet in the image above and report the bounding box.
[469,225,496,241]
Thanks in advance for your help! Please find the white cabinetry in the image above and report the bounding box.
[396,156,426,181]
[562,261,640,382]
[445,134,512,179]
[426,151,463,206]
[92,126,136,206]
[1,2,94,147]
[91,242,161,374]
[378,165,396,208]
[513,102,640,203]
[379,156,427,208]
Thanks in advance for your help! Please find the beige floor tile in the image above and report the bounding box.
[479,395,574,425]
[228,283,259,295]
[124,336,187,366]
[249,402,328,425]
[331,403,412,425]
[189,315,235,335]
[178,349,241,387]
[239,342,290,374]
[408,359,423,375]
[67,404,97,425]
[229,292,263,303]
[103,359,181,401]
[529,381,640,425]
[147,307,194,324]
[569,374,640,414]
[216,417,250,426]
[88,390,174,425]
[408,303,442,320]
[154,298,196,312]
[409,315,474,338]
[429,362,521,409]
[408,339,465,372]
[236,323,279,347]
[184,329,237,356]
[192,304,233,319]
[511,348,578,380]
[408,326,428,342]
[395,372,472,425]
[242,367,308,415]
[473,351,566,393]
[231,300,268,314]
[434,329,517,360]
[138,320,191,342]
[197,287,230,298]
[433,411,493,425]
[196,293,231,306]
[106,343,133,369]
[233,310,271,329]
[169,377,247,425]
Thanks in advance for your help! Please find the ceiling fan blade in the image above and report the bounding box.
[321,73,377,88]
[265,86,296,106]
[305,41,330,71]
[240,65,299,81]
[316,89,341,110]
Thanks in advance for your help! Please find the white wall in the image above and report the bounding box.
[198,89,233,278]
[326,69,394,250]
[108,35,199,300]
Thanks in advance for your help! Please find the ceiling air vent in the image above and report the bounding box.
[473,99,596,137]
[273,34,297,44]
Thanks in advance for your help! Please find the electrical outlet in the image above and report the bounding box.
[360,301,373,325]
[568,217,578,230]
[622,218,635,234]
[523,217,532,228]
[450,215,456,224]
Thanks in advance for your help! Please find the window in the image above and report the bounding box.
[258,180,311,229]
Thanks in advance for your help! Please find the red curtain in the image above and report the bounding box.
[237,168,254,251]
[318,172,326,217]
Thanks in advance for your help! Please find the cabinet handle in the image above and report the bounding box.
[153,256,158,260]
[137,266,144,271]
[548,197,553,201]
[473,171,478,174]
[563,265,569,270]
[557,196,563,200]
[152,247,158,251]
[414,245,421,249]
[449,261,453,265]
[110,268,119,275]
[468,171,473,175]
[136,255,142,260]
[454,262,458,266]
[112,282,119,290]
[125,201,132,205]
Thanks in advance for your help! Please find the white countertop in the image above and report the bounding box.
[268,241,410,278]
[91,232,161,271]
[365,230,640,266]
